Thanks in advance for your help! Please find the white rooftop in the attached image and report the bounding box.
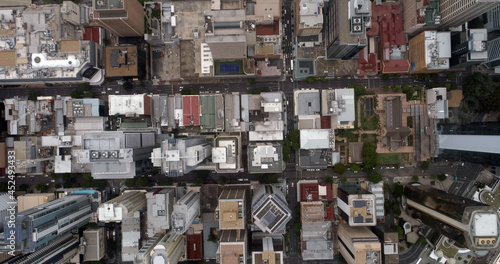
[438,135,500,155]
[300,129,334,149]
[424,31,451,70]
[108,94,150,116]
[472,212,498,237]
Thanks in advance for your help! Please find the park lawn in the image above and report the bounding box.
[362,134,378,145]
[377,153,411,165]
[360,103,380,131]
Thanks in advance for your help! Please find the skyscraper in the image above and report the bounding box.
[171,191,200,234]
[2,195,91,253]
[91,0,145,37]
[252,185,291,234]
[436,122,500,166]
[404,185,500,250]
[438,0,500,29]
[450,29,488,68]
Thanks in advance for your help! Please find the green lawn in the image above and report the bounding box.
[337,129,359,143]
[214,60,244,75]
[360,102,380,131]
[377,153,411,165]
[362,134,378,145]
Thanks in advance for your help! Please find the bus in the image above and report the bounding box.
[290,59,293,71]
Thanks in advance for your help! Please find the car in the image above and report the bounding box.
[107,87,112,90]
[51,180,55,183]
[44,175,48,177]
[115,91,119,94]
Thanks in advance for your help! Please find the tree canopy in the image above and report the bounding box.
[463,73,500,113]
[333,163,346,175]
[362,143,377,172]
[368,172,382,184]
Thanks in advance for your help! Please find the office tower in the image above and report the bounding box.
[146,189,175,237]
[404,185,500,250]
[213,133,242,173]
[321,88,356,129]
[251,236,284,264]
[409,31,451,73]
[338,224,381,264]
[436,122,500,166]
[2,195,91,253]
[370,225,399,264]
[1,233,79,264]
[248,142,285,174]
[337,183,377,226]
[204,10,248,60]
[450,29,488,68]
[91,0,145,37]
[80,228,105,262]
[135,232,186,264]
[151,136,212,177]
[217,189,246,230]
[121,211,142,262]
[171,191,200,234]
[403,0,440,35]
[98,191,146,223]
[438,0,500,29]
[325,0,370,59]
[482,36,500,73]
[252,185,292,234]
[74,131,157,179]
[295,0,324,37]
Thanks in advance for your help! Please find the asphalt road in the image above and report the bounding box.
[399,227,434,264]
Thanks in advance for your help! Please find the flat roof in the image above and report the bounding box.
[182,96,200,126]
[472,212,498,237]
[105,46,139,77]
[300,129,333,149]
[0,50,16,66]
[438,135,500,154]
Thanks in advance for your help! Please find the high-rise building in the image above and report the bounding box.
[91,0,145,37]
[438,0,500,29]
[80,228,105,262]
[402,0,440,35]
[404,185,500,250]
[337,183,377,226]
[1,233,80,264]
[151,136,212,177]
[482,36,500,73]
[436,122,500,166]
[251,236,284,264]
[295,0,324,37]
[450,29,488,68]
[213,133,242,173]
[217,229,247,264]
[135,232,186,264]
[146,189,175,237]
[337,224,381,264]
[325,0,370,59]
[121,211,142,262]
[74,131,157,179]
[171,191,200,234]
[1,195,91,253]
[98,191,146,223]
[252,185,292,234]
[247,143,285,174]
[409,31,451,73]
[217,189,246,230]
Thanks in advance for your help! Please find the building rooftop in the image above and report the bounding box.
[182,95,200,126]
[338,224,381,264]
[218,189,246,230]
[252,237,283,264]
[301,221,333,260]
[213,134,241,173]
[426,88,449,119]
[252,185,291,234]
[298,0,324,29]
[105,45,139,77]
[248,143,284,173]
[81,228,105,262]
[301,201,324,223]
[146,188,175,237]
[108,94,152,116]
[294,89,320,116]
[300,129,334,150]
[0,6,103,85]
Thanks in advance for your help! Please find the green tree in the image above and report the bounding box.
[340,177,347,183]
[368,172,382,184]
[320,77,327,83]
[420,161,430,170]
[324,176,333,184]
[219,176,227,186]
[208,233,217,243]
[447,73,456,79]
[402,84,410,93]
[83,91,94,98]
[415,85,422,92]
[293,222,301,232]
[135,177,149,187]
[437,174,447,181]
[193,176,205,186]
[70,90,83,99]
[306,76,315,83]
[392,182,404,198]
[35,183,48,192]
[124,179,135,187]
[463,72,500,112]
[122,81,133,90]
[384,85,391,92]
[282,140,291,162]
[418,235,427,243]
[333,163,346,175]
[412,176,419,182]
[159,177,173,186]
[382,74,390,81]
[289,130,300,151]
[362,143,377,172]
[392,85,401,92]
[350,164,361,172]
[28,91,38,101]
[78,83,90,91]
